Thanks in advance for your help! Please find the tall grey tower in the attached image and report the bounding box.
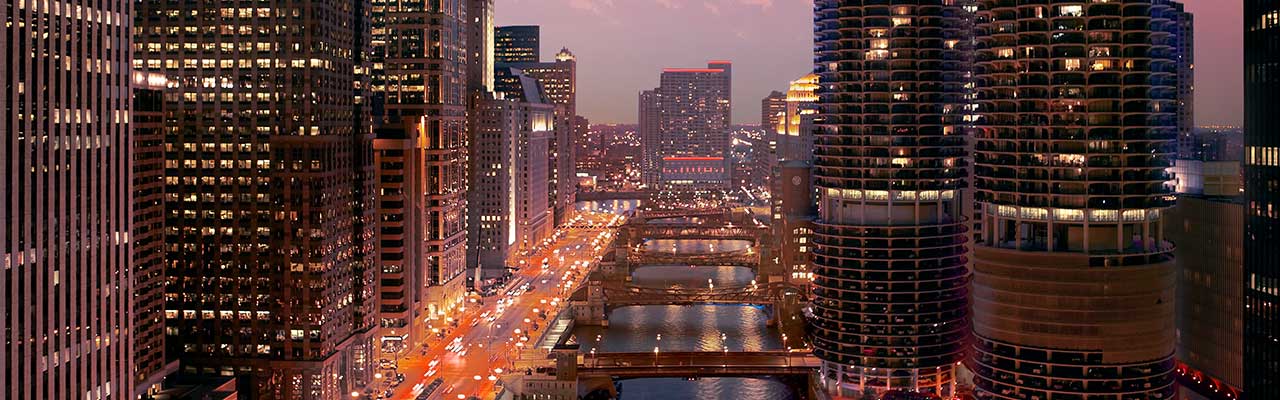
[810,1,972,398]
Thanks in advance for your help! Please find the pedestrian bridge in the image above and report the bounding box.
[576,351,820,378]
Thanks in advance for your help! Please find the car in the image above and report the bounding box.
[383,389,394,398]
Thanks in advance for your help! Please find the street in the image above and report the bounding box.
[370,210,626,400]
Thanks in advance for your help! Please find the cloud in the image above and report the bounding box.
[568,0,615,14]
[703,1,721,15]
[736,0,773,8]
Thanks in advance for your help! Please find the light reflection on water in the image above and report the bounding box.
[569,236,799,399]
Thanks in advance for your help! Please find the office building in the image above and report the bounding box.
[496,25,540,64]
[469,0,496,94]
[1245,0,1280,397]
[136,0,378,396]
[643,62,733,191]
[132,71,176,394]
[1166,161,1244,400]
[468,73,557,276]
[371,0,470,358]
[639,89,661,187]
[1169,1,1196,160]
[498,48,579,226]
[772,74,820,291]
[811,2,971,397]
[762,90,787,133]
[972,1,1182,399]
[3,0,135,397]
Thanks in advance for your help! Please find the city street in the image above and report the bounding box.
[369,210,626,400]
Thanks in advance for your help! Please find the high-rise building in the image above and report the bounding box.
[469,0,496,94]
[135,0,378,396]
[762,90,787,133]
[972,1,1181,399]
[498,48,579,226]
[3,0,135,397]
[132,71,175,394]
[1169,1,1196,160]
[1165,161,1244,400]
[1245,0,1280,397]
[496,25,541,64]
[771,74,819,292]
[468,92,556,276]
[811,2,971,397]
[371,0,470,358]
[645,62,733,192]
[639,90,661,187]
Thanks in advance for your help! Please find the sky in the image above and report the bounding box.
[496,0,1242,126]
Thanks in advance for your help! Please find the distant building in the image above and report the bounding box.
[498,48,579,225]
[468,71,557,277]
[762,90,787,133]
[638,90,661,187]
[1244,0,1280,397]
[642,62,733,192]
[496,25,541,63]
[770,74,820,291]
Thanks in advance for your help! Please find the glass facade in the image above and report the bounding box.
[1245,0,1280,398]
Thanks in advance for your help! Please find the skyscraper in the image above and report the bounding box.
[972,1,1181,399]
[469,71,557,276]
[3,0,135,397]
[371,0,470,357]
[645,62,733,192]
[131,71,173,394]
[496,25,541,63]
[497,48,579,225]
[762,90,787,133]
[135,0,378,396]
[771,74,819,292]
[639,89,661,187]
[1169,1,1196,160]
[1245,0,1280,397]
[810,2,971,397]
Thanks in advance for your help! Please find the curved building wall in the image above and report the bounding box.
[812,1,973,398]
[972,1,1179,399]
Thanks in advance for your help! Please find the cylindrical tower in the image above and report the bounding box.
[972,1,1179,399]
[811,1,973,398]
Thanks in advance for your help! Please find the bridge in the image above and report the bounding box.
[576,351,820,378]
[627,223,766,242]
[633,207,729,222]
[629,248,759,268]
[599,280,797,309]
[575,190,649,202]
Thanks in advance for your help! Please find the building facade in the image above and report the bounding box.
[3,0,135,397]
[499,48,579,226]
[371,0,470,358]
[811,2,971,398]
[762,90,787,133]
[496,25,540,64]
[771,74,820,292]
[1165,170,1244,400]
[972,1,1181,399]
[132,71,174,394]
[469,71,557,276]
[136,0,378,396]
[638,90,661,187]
[645,62,733,192]
[1245,0,1280,398]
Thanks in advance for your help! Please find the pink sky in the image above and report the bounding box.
[497,0,1242,126]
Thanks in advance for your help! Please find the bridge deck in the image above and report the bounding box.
[577,352,820,378]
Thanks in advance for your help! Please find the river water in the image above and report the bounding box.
[566,230,803,399]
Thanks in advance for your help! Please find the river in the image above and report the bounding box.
[566,233,803,399]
